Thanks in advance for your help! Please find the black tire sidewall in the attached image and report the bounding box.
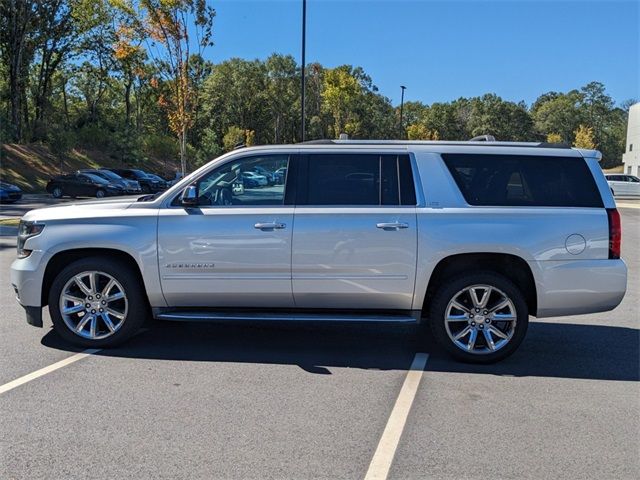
[48,257,147,348]
[96,189,105,198]
[52,187,63,198]
[429,271,529,363]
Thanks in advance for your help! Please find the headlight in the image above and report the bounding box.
[17,221,45,258]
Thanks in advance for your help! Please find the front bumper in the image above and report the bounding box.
[533,258,627,318]
[11,250,51,327]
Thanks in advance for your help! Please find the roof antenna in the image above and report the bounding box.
[469,134,496,142]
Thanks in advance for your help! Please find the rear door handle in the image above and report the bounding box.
[376,222,409,231]
[254,222,286,230]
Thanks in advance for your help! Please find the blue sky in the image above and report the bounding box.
[208,0,639,106]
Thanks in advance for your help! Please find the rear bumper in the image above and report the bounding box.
[532,259,627,318]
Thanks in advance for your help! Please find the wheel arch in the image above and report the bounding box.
[422,253,537,316]
[42,248,148,307]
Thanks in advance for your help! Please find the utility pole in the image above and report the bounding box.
[399,85,407,139]
[300,0,307,142]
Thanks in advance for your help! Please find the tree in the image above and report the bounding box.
[573,125,596,149]
[546,133,563,144]
[406,123,439,140]
[466,94,534,141]
[322,66,362,138]
[0,0,37,141]
[265,53,298,143]
[532,91,583,143]
[115,0,215,175]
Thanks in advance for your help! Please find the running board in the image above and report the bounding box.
[155,310,420,323]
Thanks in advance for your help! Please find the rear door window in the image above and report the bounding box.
[299,153,416,206]
[442,154,603,208]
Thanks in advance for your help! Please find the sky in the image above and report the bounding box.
[207,0,639,107]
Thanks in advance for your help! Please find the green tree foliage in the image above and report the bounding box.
[0,2,631,171]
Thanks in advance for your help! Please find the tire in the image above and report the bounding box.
[428,271,529,363]
[52,187,63,198]
[48,256,148,348]
[95,189,106,198]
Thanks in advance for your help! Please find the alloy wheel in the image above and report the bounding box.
[444,284,517,355]
[58,270,128,340]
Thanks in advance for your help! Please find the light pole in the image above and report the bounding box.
[399,85,407,138]
[300,0,307,142]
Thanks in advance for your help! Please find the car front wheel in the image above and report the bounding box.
[429,271,529,363]
[48,257,147,348]
[52,187,63,198]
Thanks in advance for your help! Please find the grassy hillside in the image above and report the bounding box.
[0,144,180,193]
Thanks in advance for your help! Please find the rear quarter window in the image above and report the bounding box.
[442,154,603,208]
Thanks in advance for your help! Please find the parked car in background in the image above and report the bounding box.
[275,167,287,184]
[252,165,278,185]
[241,171,268,187]
[78,169,141,194]
[144,173,170,191]
[102,168,166,193]
[0,181,23,203]
[605,174,640,196]
[46,172,125,198]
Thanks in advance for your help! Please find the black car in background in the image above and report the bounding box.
[101,168,167,193]
[46,172,125,198]
[78,169,142,194]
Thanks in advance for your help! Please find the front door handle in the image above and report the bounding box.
[254,222,286,230]
[376,222,409,231]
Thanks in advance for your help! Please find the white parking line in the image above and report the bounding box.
[364,352,429,480]
[0,349,100,395]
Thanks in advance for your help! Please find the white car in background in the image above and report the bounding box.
[605,174,640,196]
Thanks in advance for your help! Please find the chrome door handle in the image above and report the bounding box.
[254,222,286,230]
[376,222,409,231]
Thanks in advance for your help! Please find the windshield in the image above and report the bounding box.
[82,173,109,184]
[130,169,149,179]
[95,170,121,181]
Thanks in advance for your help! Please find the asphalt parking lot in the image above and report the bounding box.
[0,204,638,479]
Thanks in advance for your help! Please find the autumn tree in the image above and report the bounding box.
[573,125,596,149]
[546,133,563,144]
[114,0,215,175]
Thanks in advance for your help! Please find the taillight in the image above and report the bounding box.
[606,208,621,259]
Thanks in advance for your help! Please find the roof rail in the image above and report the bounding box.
[300,139,335,144]
[469,134,496,142]
[537,142,571,149]
[296,139,572,149]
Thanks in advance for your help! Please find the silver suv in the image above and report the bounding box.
[10,141,627,363]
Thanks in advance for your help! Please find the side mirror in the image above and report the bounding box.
[180,185,198,206]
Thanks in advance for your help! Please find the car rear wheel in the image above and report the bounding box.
[52,187,63,198]
[428,271,529,363]
[96,189,106,198]
[48,257,147,348]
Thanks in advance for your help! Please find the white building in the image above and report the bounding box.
[622,102,640,176]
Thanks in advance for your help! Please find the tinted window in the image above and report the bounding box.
[301,154,416,206]
[442,154,603,208]
[193,154,289,207]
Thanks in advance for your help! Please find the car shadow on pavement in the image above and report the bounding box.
[41,319,639,382]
